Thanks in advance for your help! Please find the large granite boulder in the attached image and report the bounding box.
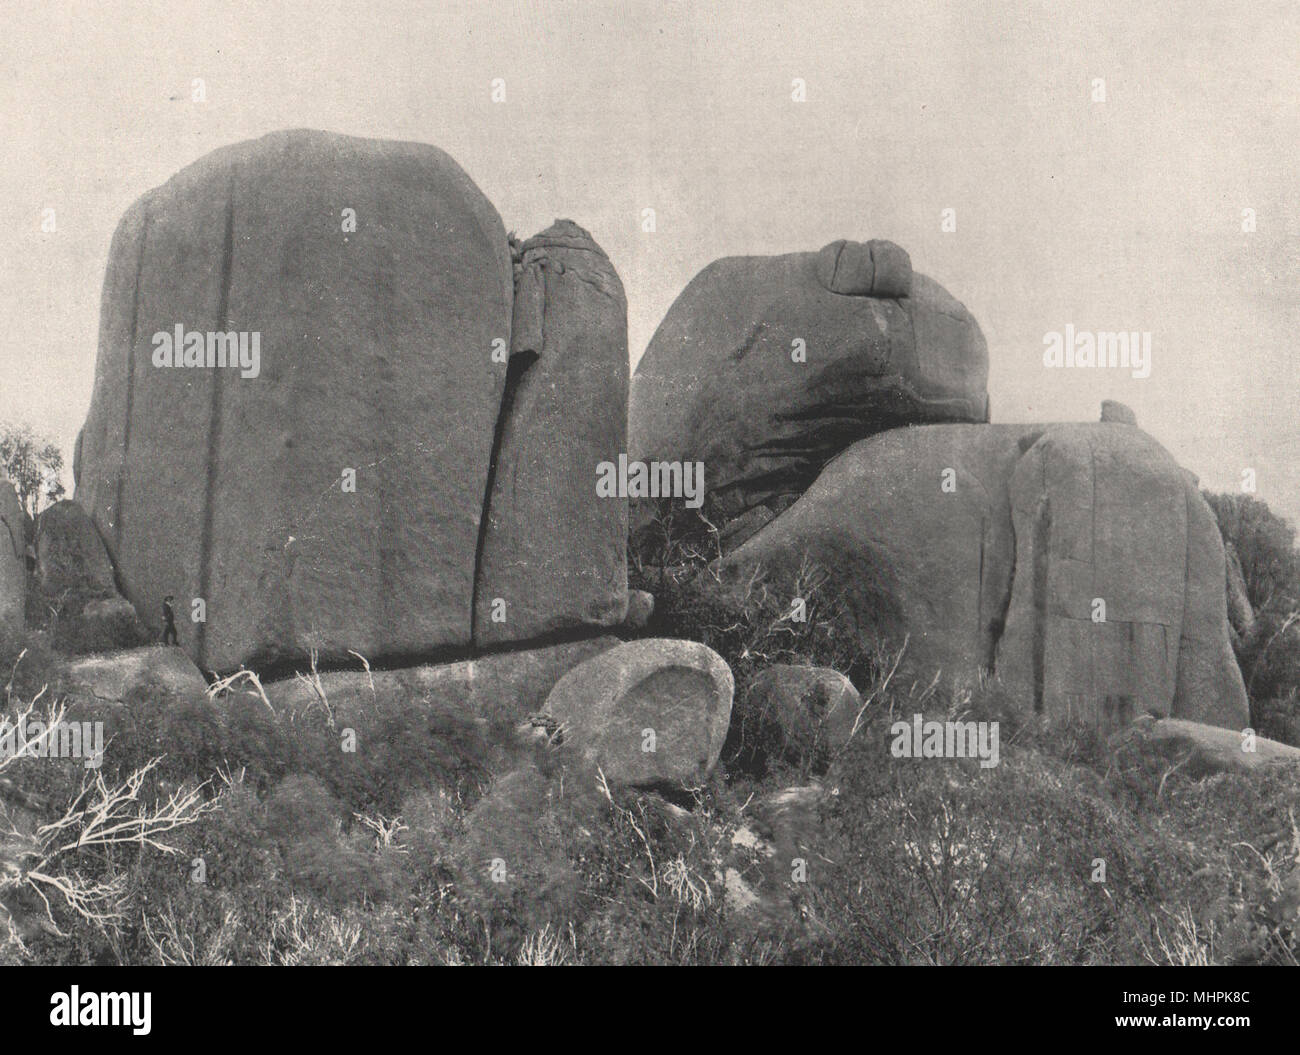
[996,423,1248,730]
[723,416,1250,730]
[75,131,627,672]
[541,638,734,789]
[475,221,628,644]
[630,239,988,544]
[723,423,1029,682]
[35,499,117,598]
[61,644,208,707]
[75,130,512,671]
[0,479,24,634]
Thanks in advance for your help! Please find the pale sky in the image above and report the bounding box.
[1,0,1296,522]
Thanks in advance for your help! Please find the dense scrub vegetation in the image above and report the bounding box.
[0,493,1296,964]
[4,566,1298,965]
[1205,491,1300,745]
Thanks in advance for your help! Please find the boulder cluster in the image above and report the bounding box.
[0,128,1273,815]
[72,130,628,673]
[632,238,1250,732]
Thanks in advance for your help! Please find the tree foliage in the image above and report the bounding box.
[0,423,66,517]
[1205,491,1300,742]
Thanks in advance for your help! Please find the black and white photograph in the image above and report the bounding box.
[0,0,1295,1027]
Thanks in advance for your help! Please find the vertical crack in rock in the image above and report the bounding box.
[986,512,1016,674]
[471,346,538,642]
[1174,484,1195,712]
[195,177,236,667]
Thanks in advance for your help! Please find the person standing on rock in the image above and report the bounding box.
[161,595,178,646]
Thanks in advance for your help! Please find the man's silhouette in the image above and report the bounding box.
[162,595,178,646]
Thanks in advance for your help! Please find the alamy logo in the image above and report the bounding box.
[890,713,1000,769]
[1042,324,1151,379]
[152,324,261,378]
[50,987,151,1035]
[596,454,705,509]
[0,716,104,769]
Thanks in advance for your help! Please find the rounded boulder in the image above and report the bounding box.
[541,638,734,790]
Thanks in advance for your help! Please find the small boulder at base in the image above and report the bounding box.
[263,637,619,732]
[36,499,117,597]
[61,644,208,706]
[68,596,150,653]
[541,638,733,789]
[1141,718,1300,778]
[622,589,655,629]
[743,665,862,772]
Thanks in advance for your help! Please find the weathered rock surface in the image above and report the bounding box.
[1173,488,1252,728]
[724,423,1030,683]
[475,221,629,644]
[72,596,149,650]
[1140,718,1300,777]
[997,423,1248,730]
[0,479,24,633]
[35,499,117,598]
[541,638,733,789]
[263,637,619,732]
[724,419,1250,730]
[630,239,988,539]
[75,130,515,672]
[743,665,862,772]
[1100,399,1137,425]
[61,644,208,706]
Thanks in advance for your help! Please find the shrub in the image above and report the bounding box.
[1204,491,1300,744]
[4,533,1298,965]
